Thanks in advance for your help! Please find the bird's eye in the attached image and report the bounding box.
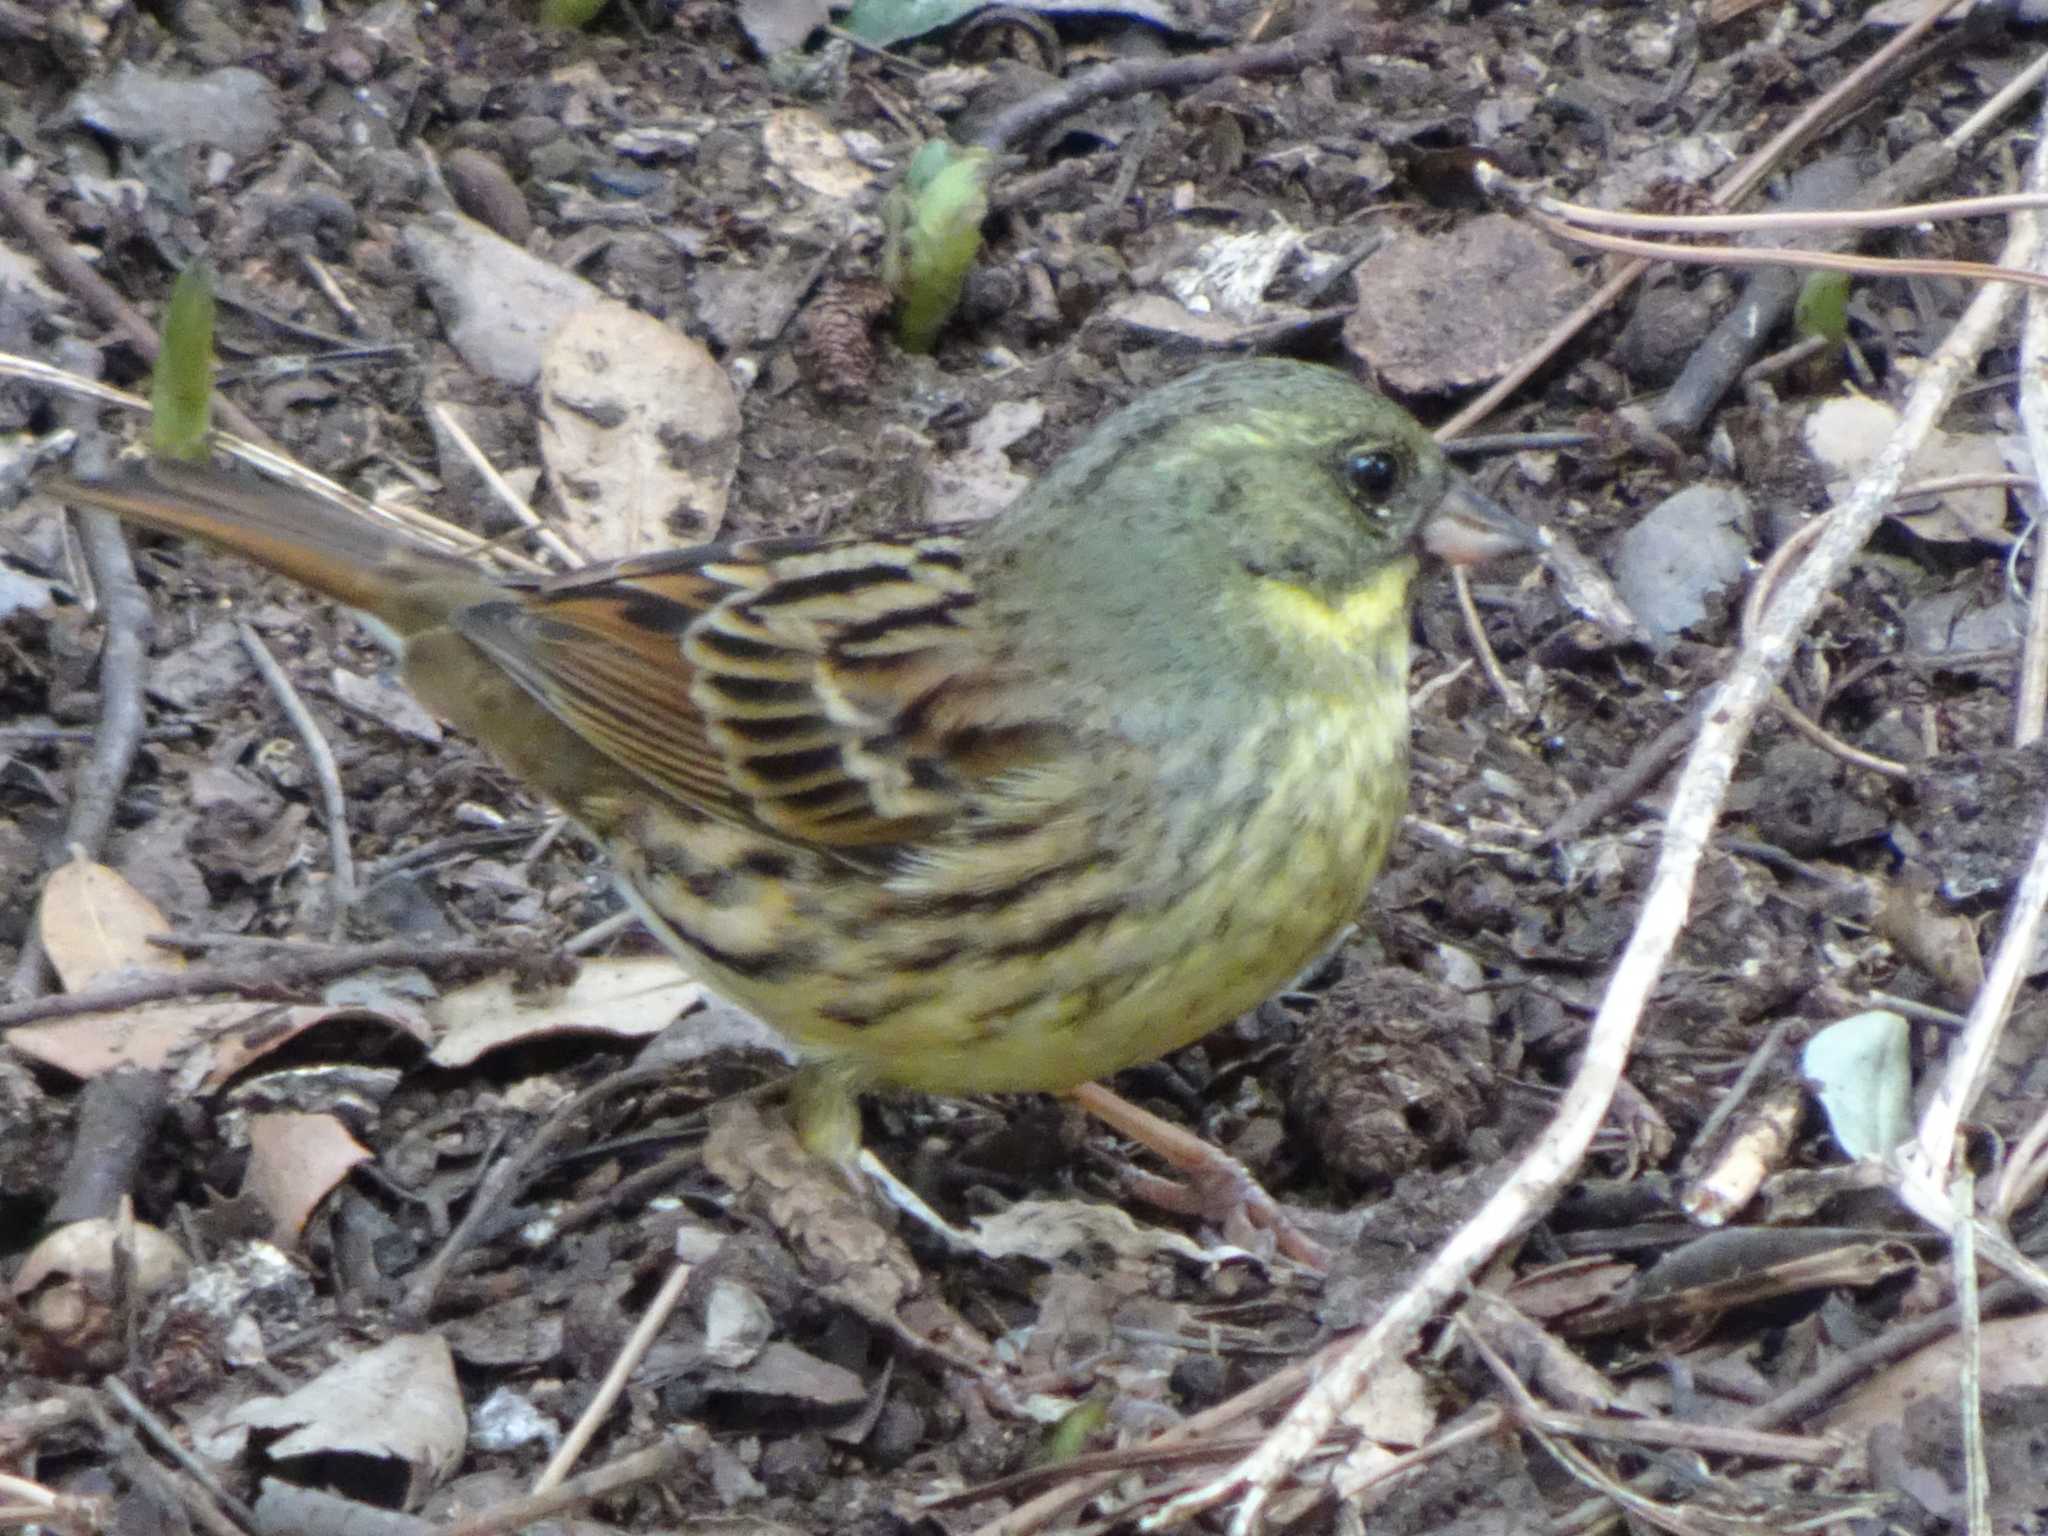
[1344,449,1400,504]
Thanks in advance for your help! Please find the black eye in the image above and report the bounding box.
[1344,449,1400,504]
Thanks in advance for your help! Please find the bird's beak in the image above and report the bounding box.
[1421,478,1543,567]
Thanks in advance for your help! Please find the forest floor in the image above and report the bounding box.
[3,3,2048,1536]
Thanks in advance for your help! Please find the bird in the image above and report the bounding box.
[57,360,1536,1246]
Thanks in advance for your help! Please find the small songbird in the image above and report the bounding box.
[58,360,1535,1201]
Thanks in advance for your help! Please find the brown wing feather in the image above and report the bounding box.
[452,534,1043,853]
[456,590,741,814]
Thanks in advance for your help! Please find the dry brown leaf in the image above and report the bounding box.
[37,857,177,992]
[761,107,873,201]
[7,1000,427,1087]
[538,300,742,558]
[228,1334,467,1509]
[1826,1310,2048,1441]
[242,1112,372,1248]
[426,954,701,1068]
[1344,215,1586,393]
[1804,395,2010,546]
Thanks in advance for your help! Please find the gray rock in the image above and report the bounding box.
[69,64,282,157]
[402,212,603,387]
[1609,484,1753,643]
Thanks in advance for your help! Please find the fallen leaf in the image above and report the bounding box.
[762,108,873,202]
[538,301,742,556]
[1804,395,2010,545]
[428,954,702,1067]
[229,1335,467,1510]
[37,858,177,993]
[1345,215,1586,393]
[7,999,427,1088]
[242,1112,371,1247]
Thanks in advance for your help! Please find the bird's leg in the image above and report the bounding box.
[787,1058,866,1175]
[1066,1081,1331,1270]
[785,1061,984,1252]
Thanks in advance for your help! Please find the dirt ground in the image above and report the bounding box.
[4,2,2048,1535]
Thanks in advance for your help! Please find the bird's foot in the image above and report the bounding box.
[1067,1081,1331,1270]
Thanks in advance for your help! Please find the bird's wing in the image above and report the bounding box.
[454,535,1062,854]
[57,457,1063,856]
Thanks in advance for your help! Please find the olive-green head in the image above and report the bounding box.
[979,360,1535,707]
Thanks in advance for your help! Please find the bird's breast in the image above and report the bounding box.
[603,685,1413,1099]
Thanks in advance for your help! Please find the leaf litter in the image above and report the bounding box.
[3,3,2048,1534]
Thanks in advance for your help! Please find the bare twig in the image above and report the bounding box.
[100,1376,259,1531]
[1449,567,1525,717]
[1525,202,2048,296]
[0,937,533,1030]
[46,1069,168,1225]
[1769,685,1912,780]
[442,1429,707,1536]
[1906,785,2048,1183]
[1953,1173,1991,1536]
[0,723,199,745]
[534,1262,693,1493]
[2015,147,2048,746]
[1686,1018,1793,1169]
[1994,1096,2048,1225]
[63,515,153,861]
[966,1348,1324,1536]
[236,620,356,934]
[1742,1277,2029,1430]
[1743,516,1913,779]
[0,1471,105,1536]
[1950,48,2048,148]
[1542,706,1695,845]
[969,15,1361,154]
[9,508,154,1002]
[1517,184,2048,239]
[427,400,583,568]
[1907,119,2048,1195]
[295,249,364,333]
[397,1062,678,1325]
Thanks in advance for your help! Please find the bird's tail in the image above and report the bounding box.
[54,458,484,634]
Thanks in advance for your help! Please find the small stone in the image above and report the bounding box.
[756,1432,830,1497]
[863,1395,924,1468]
[444,147,532,245]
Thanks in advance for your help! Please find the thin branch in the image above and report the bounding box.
[2016,132,2048,746]
[1518,184,2048,238]
[1909,118,2048,1185]
[237,620,356,934]
[968,15,1361,154]
[441,1429,707,1536]
[1524,203,2048,295]
[428,400,584,569]
[0,937,534,1030]
[9,509,153,1001]
[532,1263,693,1494]
[397,1061,679,1325]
